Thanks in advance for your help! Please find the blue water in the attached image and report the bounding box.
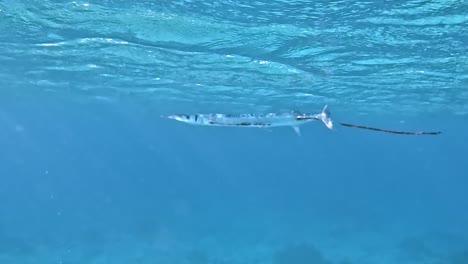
[1,1,467,263]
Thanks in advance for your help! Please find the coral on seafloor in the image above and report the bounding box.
[397,237,436,261]
[186,249,210,264]
[272,242,331,264]
[448,249,468,264]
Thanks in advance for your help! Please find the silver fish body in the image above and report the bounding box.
[164,105,333,134]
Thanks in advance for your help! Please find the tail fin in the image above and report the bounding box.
[320,105,333,130]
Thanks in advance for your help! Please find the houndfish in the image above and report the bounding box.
[163,105,333,135]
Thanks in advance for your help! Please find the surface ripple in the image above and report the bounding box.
[0,0,466,115]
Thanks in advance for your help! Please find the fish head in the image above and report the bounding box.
[165,114,204,125]
[167,114,191,122]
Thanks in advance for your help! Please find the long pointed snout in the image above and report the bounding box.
[163,114,191,122]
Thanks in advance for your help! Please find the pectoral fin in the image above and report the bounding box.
[292,126,301,136]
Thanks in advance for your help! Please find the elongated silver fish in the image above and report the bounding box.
[163,105,333,135]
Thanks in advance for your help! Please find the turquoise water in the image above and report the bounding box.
[1,1,467,263]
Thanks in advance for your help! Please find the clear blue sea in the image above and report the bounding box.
[1,1,467,263]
